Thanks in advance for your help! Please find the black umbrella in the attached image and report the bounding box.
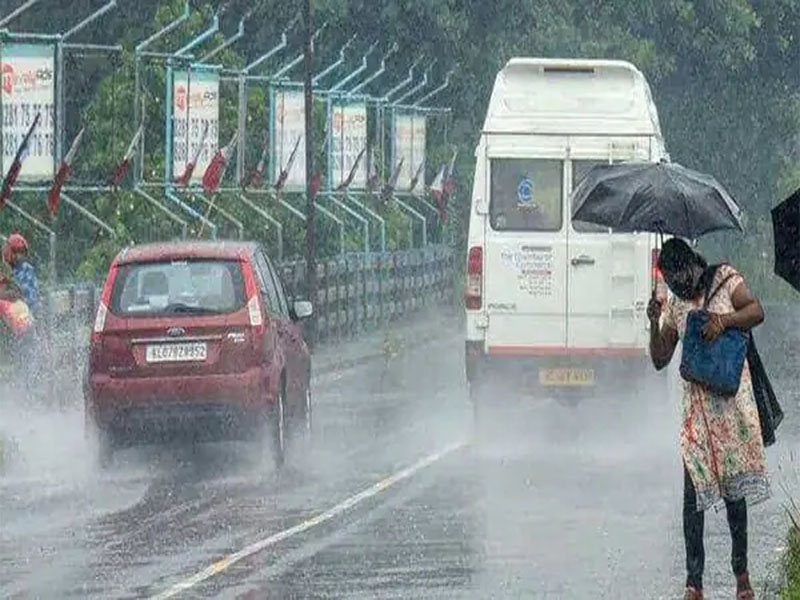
[571,161,744,239]
[771,187,800,292]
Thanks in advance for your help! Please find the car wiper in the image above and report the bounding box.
[163,303,222,315]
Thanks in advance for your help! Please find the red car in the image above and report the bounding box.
[84,241,313,467]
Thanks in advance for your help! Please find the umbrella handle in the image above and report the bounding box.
[652,229,663,295]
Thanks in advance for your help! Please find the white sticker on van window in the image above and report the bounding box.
[516,176,536,208]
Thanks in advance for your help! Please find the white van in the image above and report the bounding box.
[465,58,668,399]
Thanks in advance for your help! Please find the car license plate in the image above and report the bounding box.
[539,367,595,387]
[145,342,207,363]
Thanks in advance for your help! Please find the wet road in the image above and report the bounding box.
[1,308,798,599]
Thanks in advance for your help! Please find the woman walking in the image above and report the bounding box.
[647,238,770,600]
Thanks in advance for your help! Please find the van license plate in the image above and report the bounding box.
[146,343,207,363]
[539,368,595,387]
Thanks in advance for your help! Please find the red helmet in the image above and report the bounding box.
[3,233,29,265]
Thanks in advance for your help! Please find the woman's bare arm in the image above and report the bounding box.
[702,280,764,341]
[648,296,679,370]
[721,281,764,330]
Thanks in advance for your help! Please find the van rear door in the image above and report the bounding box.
[567,157,652,352]
[483,154,568,353]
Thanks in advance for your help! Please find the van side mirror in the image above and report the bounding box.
[291,300,313,321]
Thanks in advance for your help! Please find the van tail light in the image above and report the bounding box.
[465,246,483,310]
[652,248,667,302]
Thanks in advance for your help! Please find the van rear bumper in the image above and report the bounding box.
[466,341,654,392]
[484,345,647,359]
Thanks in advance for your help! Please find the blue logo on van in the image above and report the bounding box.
[517,176,534,206]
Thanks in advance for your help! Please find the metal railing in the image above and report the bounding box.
[32,245,456,358]
[278,245,455,342]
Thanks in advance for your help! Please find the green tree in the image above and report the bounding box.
[2,0,799,297]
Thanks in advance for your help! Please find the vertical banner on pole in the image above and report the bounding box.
[330,101,367,189]
[392,111,425,192]
[411,113,426,195]
[272,88,306,190]
[393,112,412,189]
[0,43,56,179]
[172,69,219,183]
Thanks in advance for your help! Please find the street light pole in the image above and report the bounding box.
[303,0,317,348]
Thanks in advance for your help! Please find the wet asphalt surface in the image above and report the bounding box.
[1,307,799,599]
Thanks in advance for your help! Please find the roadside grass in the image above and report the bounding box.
[782,472,800,599]
[782,524,800,599]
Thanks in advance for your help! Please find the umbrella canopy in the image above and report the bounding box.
[571,161,744,239]
[771,187,800,292]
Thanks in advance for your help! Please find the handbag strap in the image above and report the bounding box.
[704,271,736,309]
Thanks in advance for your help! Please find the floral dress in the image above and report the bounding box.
[662,265,771,511]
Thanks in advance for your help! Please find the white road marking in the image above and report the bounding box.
[148,441,466,600]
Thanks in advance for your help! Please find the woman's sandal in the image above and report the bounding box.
[736,572,754,600]
[684,586,704,600]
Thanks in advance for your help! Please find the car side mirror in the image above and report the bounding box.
[292,300,313,321]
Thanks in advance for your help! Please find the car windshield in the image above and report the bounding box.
[110,259,246,316]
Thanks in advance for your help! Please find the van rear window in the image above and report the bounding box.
[572,160,612,233]
[111,260,246,317]
[490,159,562,231]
